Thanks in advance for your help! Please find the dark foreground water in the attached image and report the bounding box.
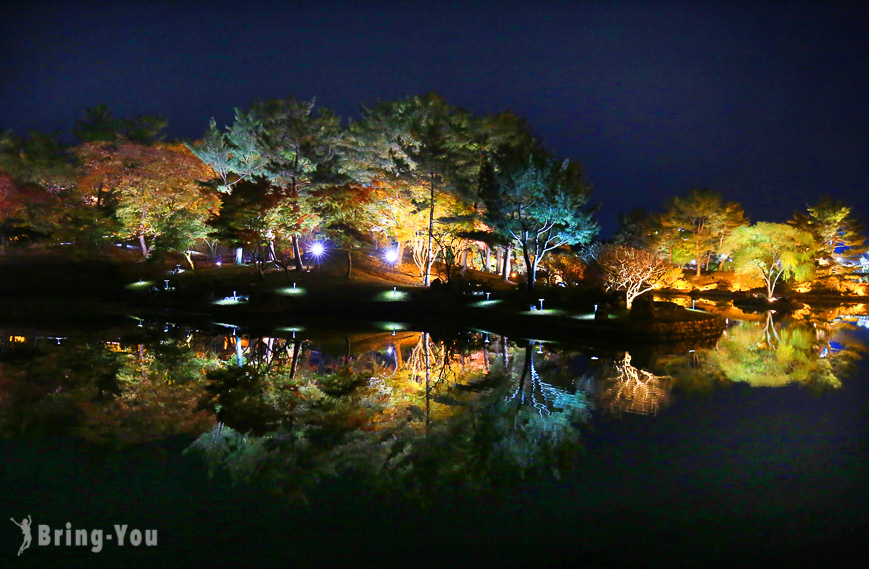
[1,308,867,568]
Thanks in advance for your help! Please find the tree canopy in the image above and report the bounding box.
[723,222,816,299]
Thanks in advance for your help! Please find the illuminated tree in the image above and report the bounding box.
[790,196,865,276]
[541,249,587,286]
[658,189,743,275]
[76,140,217,259]
[646,212,694,265]
[207,179,282,276]
[152,208,212,270]
[588,244,671,308]
[367,180,430,267]
[712,201,749,270]
[722,222,815,299]
[186,111,265,193]
[468,113,540,277]
[0,131,113,250]
[350,93,476,285]
[485,156,597,290]
[187,109,269,264]
[254,96,348,268]
[0,130,75,193]
[312,183,382,277]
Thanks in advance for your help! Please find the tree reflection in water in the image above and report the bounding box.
[0,310,862,504]
[0,329,219,443]
[188,333,592,503]
[597,352,673,417]
[707,311,852,389]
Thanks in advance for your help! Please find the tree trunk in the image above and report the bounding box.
[395,240,403,267]
[235,247,243,265]
[495,247,502,275]
[234,330,244,368]
[502,245,512,281]
[345,249,352,278]
[394,338,403,371]
[139,234,150,259]
[292,235,305,271]
[268,237,277,263]
[424,176,435,286]
[532,256,543,290]
[512,343,533,419]
[522,242,535,290]
[424,332,431,436]
[289,339,302,379]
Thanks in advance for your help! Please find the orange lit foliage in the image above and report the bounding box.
[76,140,217,257]
[543,250,587,285]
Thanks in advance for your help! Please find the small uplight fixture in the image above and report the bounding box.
[485,292,491,301]
[377,321,407,333]
[537,342,544,354]
[278,326,305,338]
[216,260,222,267]
[538,298,545,311]
[164,280,170,290]
[277,283,306,296]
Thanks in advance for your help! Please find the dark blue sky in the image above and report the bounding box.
[2,0,867,237]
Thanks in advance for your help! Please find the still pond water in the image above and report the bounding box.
[1,303,867,568]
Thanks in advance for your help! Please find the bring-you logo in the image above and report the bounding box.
[10,516,157,555]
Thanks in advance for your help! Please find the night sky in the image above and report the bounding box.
[3,0,867,237]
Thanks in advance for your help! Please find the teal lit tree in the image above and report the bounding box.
[485,156,598,290]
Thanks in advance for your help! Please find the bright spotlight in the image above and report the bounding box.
[310,242,325,257]
[384,248,399,264]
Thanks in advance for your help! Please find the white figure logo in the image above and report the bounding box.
[10,516,32,556]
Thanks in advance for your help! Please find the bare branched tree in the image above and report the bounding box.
[590,244,671,308]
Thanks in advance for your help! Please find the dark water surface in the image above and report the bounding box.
[1,308,867,568]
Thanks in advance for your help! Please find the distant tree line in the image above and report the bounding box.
[0,95,865,299]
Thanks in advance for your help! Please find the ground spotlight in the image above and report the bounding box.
[384,247,400,264]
